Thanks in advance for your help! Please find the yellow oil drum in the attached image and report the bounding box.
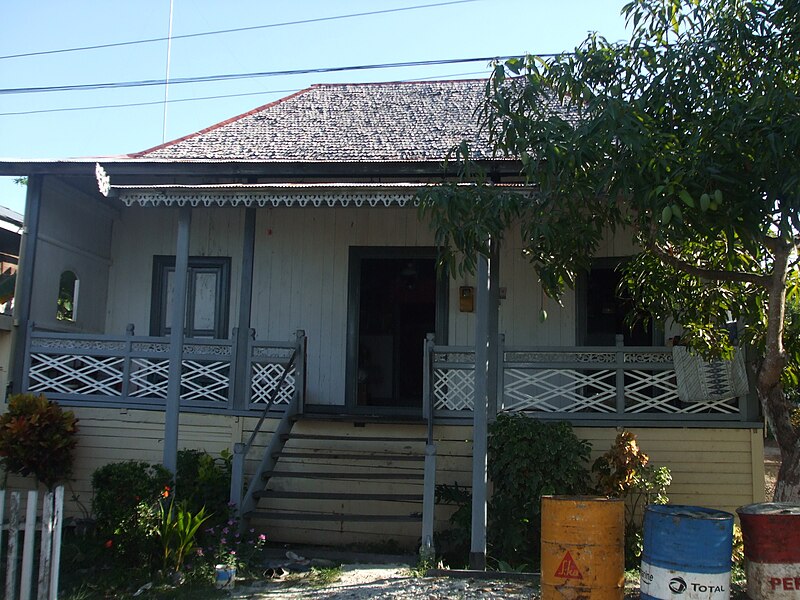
[541,495,625,600]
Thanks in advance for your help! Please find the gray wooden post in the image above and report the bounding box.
[10,175,43,395]
[420,333,436,560]
[615,334,625,415]
[232,207,256,410]
[470,250,490,570]
[164,206,191,475]
[294,329,306,414]
[487,240,500,420]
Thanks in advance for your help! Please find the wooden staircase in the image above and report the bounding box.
[242,418,430,544]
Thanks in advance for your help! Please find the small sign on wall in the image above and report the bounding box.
[459,286,474,312]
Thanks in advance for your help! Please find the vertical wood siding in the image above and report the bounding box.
[102,205,664,405]
[105,207,244,335]
[32,179,113,333]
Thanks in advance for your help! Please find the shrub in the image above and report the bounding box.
[91,460,172,535]
[434,482,472,565]
[91,449,233,570]
[487,414,592,566]
[0,393,78,489]
[175,448,231,528]
[592,431,671,567]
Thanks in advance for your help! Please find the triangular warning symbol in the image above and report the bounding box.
[554,551,583,580]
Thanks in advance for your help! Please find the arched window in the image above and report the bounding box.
[57,270,79,322]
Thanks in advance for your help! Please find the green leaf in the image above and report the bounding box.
[679,190,695,208]
[661,205,673,225]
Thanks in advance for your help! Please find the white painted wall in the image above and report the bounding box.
[105,206,244,336]
[31,179,113,333]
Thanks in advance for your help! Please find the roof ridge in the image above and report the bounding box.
[130,86,314,158]
[306,78,488,89]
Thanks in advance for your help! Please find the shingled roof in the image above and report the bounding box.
[133,79,501,162]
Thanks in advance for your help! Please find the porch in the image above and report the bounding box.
[22,327,749,423]
[19,325,757,549]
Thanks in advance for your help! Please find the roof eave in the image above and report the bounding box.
[0,158,521,180]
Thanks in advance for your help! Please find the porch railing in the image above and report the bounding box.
[424,334,747,421]
[22,324,304,411]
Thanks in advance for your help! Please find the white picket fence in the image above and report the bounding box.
[0,487,64,600]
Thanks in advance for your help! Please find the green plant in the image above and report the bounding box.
[487,414,591,567]
[91,460,172,536]
[201,508,266,574]
[0,393,78,489]
[157,496,211,574]
[593,431,671,567]
[175,449,231,528]
[434,482,472,565]
[731,523,745,585]
[309,566,343,587]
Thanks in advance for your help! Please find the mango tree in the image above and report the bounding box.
[420,0,800,499]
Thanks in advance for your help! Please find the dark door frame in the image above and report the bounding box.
[343,246,448,415]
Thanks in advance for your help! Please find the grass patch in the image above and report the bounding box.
[308,566,343,587]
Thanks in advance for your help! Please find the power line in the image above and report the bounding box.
[0,69,491,117]
[0,0,483,61]
[0,88,303,116]
[0,55,532,96]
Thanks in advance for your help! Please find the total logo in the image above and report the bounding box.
[669,577,687,593]
[667,576,725,595]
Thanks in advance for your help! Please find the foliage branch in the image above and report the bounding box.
[593,431,671,566]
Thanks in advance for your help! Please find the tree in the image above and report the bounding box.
[419,0,800,500]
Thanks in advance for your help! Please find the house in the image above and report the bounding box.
[0,205,22,396]
[0,79,764,551]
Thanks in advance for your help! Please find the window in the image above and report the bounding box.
[57,270,79,322]
[150,256,231,339]
[576,259,659,346]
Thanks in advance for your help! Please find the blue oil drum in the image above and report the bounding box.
[640,505,734,600]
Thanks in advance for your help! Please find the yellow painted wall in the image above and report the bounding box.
[2,406,764,549]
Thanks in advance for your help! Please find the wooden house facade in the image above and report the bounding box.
[0,80,764,550]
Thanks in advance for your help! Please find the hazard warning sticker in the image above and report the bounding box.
[555,551,583,580]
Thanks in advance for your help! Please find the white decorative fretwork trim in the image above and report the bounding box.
[119,190,417,208]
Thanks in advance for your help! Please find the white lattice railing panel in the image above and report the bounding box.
[180,360,230,403]
[250,363,295,404]
[425,342,747,419]
[624,369,680,413]
[504,368,617,413]
[624,369,737,414]
[28,353,124,396]
[129,358,170,398]
[433,368,475,410]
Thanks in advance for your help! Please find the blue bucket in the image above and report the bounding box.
[640,505,734,600]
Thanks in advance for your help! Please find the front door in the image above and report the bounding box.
[346,247,446,414]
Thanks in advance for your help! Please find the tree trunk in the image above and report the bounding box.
[774,440,800,502]
[755,244,799,502]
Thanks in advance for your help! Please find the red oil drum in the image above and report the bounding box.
[737,503,800,599]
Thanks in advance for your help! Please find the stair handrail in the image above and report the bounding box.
[240,348,296,456]
[230,330,305,513]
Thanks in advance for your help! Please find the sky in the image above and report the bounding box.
[0,0,632,215]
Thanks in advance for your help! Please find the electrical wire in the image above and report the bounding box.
[0,88,303,116]
[0,0,483,61]
[0,69,490,116]
[0,55,535,96]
